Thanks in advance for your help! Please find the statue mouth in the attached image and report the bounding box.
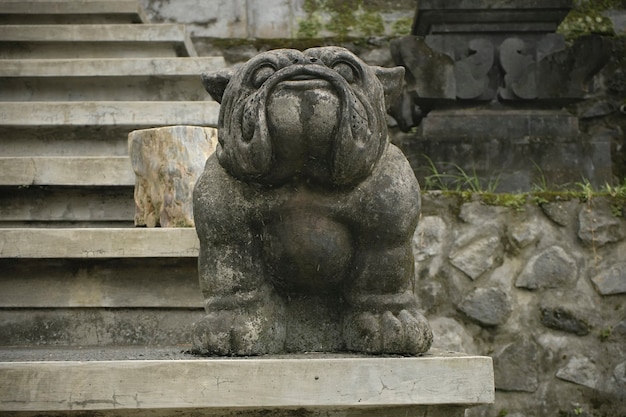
[278,76,333,91]
[262,64,351,99]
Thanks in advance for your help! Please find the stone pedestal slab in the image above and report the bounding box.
[0,351,494,417]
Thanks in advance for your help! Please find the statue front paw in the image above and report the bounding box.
[192,310,285,356]
[343,309,433,355]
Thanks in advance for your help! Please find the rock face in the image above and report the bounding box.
[414,194,626,416]
[129,126,217,227]
[192,47,432,356]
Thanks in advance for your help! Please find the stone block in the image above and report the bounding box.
[0,228,200,258]
[421,109,579,139]
[129,125,217,227]
[412,0,572,36]
[0,156,134,186]
[141,0,248,38]
[515,245,578,290]
[0,0,147,24]
[0,353,494,415]
[540,305,592,336]
[0,101,220,127]
[457,287,512,327]
[591,262,626,295]
[578,201,626,247]
[0,23,197,58]
[247,0,293,38]
[556,356,600,390]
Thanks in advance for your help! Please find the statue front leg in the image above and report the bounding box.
[343,242,432,355]
[192,157,286,356]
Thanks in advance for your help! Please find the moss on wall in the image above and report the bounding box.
[297,0,410,39]
[558,0,625,38]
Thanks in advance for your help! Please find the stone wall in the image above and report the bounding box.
[416,193,626,417]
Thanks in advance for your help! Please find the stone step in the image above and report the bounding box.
[0,24,197,58]
[0,102,220,157]
[0,0,148,24]
[0,101,219,127]
[0,352,494,416]
[0,156,134,186]
[0,227,199,258]
[0,186,134,225]
[0,257,201,308]
[0,57,224,101]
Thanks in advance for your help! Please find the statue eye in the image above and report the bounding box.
[252,65,275,88]
[332,62,357,83]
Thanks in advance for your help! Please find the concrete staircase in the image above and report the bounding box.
[0,0,220,349]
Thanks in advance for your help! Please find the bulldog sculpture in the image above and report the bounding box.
[192,47,432,355]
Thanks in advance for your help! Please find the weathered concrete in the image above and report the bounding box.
[0,57,225,101]
[0,228,199,258]
[0,187,134,224]
[129,126,218,227]
[0,57,225,77]
[0,0,147,24]
[0,156,134,186]
[0,24,197,58]
[0,101,219,127]
[0,308,203,347]
[0,353,494,415]
[0,258,201,308]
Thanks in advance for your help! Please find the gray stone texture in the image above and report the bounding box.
[540,305,592,336]
[541,199,581,228]
[515,245,578,290]
[493,338,539,392]
[578,200,626,247]
[129,126,218,227]
[591,262,626,295]
[556,356,600,390]
[457,287,512,327]
[414,195,626,415]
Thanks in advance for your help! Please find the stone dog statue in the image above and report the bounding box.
[193,46,432,356]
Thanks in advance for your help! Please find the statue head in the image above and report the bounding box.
[202,46,404,187]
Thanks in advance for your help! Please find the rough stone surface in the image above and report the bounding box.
[614,360,626,386]
[541,199,581,227]
[578,201,626,247]
[429,317,478,354]
[591,262,626,295]
[508,218,543,248]
[129,125,218,227]
[412,195,626,416]
[493,338,539,392]
[193,47,432,356]
[457,287,512,327]
[449,234,502,280]
[540,305,592,336]
[556,356,600,390]
[515,245,578,290]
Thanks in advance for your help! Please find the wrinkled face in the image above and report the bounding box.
[203,47,404,187]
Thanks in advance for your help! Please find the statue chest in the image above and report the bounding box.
[258,188,354,295]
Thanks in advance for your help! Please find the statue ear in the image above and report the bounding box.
[373,66,405,110]
[201,69,234,104]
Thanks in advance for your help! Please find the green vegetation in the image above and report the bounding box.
[557,0,622,38]
[599,326,613,342]
[420,156,626,214]
[296,0,410,39]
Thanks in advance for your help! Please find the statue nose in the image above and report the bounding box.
[292,56,322,65]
